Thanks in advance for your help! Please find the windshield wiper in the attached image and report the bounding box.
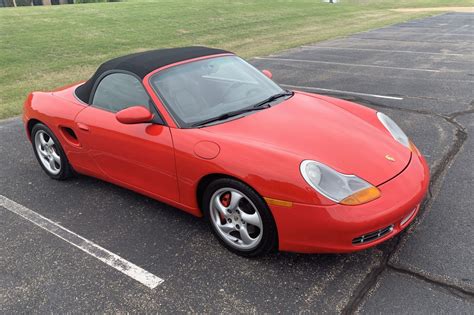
[252,90,294,108]
[192,104,271,127]
[191,90,294,127]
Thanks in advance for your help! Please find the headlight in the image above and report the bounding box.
[377,112,410,148]
[300,160,381,205]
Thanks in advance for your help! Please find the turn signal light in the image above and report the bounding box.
[340,186,381,205]
[409,140,418,153]
[264,197,293,207]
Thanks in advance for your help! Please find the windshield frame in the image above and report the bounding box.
[146,54,288,128]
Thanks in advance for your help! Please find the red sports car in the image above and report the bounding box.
[23,46,429,257]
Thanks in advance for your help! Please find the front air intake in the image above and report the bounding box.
[352,225,394,245]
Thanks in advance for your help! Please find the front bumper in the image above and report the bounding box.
[270,148,430,253]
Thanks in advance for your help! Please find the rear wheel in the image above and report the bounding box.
[31,123,74,180]
[202,178,278,257]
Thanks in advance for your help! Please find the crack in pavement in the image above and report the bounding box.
[318,94,473,314]
[387,265,474,300]
[449,101,474,118]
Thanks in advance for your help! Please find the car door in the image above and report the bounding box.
[74,72,179,201]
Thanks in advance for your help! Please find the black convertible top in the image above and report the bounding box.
[75,46,231,103]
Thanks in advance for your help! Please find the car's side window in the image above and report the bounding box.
[92,73,151,113]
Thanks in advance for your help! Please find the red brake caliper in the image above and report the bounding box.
[219,192,231,223]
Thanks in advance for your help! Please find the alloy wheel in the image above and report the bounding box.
[209,188,263,250]
[35,130,61,175]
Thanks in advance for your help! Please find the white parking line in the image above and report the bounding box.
[0,195,164,289]
[300,46,465,57]
[386,25,473,31]
[366,31,474,36]
[255,57,442,73]
[280,84,404,100]
[350,37,468,45]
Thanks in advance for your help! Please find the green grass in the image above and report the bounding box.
[1,0,473,119]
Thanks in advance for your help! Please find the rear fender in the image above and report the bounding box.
[23,90,92,170]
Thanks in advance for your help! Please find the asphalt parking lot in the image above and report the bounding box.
[1,12,473,313]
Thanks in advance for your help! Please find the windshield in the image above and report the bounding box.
[150,56,285,127]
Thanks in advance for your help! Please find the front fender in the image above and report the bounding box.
[171,128,331,212]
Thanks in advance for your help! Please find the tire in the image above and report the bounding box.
[202,178,278,257]
[31,123,74,180]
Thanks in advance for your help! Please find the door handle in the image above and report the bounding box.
[77,123,89,131]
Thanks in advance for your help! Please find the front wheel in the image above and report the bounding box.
[202,178,278,257]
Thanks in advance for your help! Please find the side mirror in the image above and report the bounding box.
[262,69,273,79]
[116,106,154,124]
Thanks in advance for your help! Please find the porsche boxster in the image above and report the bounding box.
[23,46,429,257]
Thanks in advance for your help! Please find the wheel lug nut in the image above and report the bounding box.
[227,218,232,223]
[236,224,240,230]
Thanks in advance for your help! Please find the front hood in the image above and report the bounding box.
[205,92,411,186]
